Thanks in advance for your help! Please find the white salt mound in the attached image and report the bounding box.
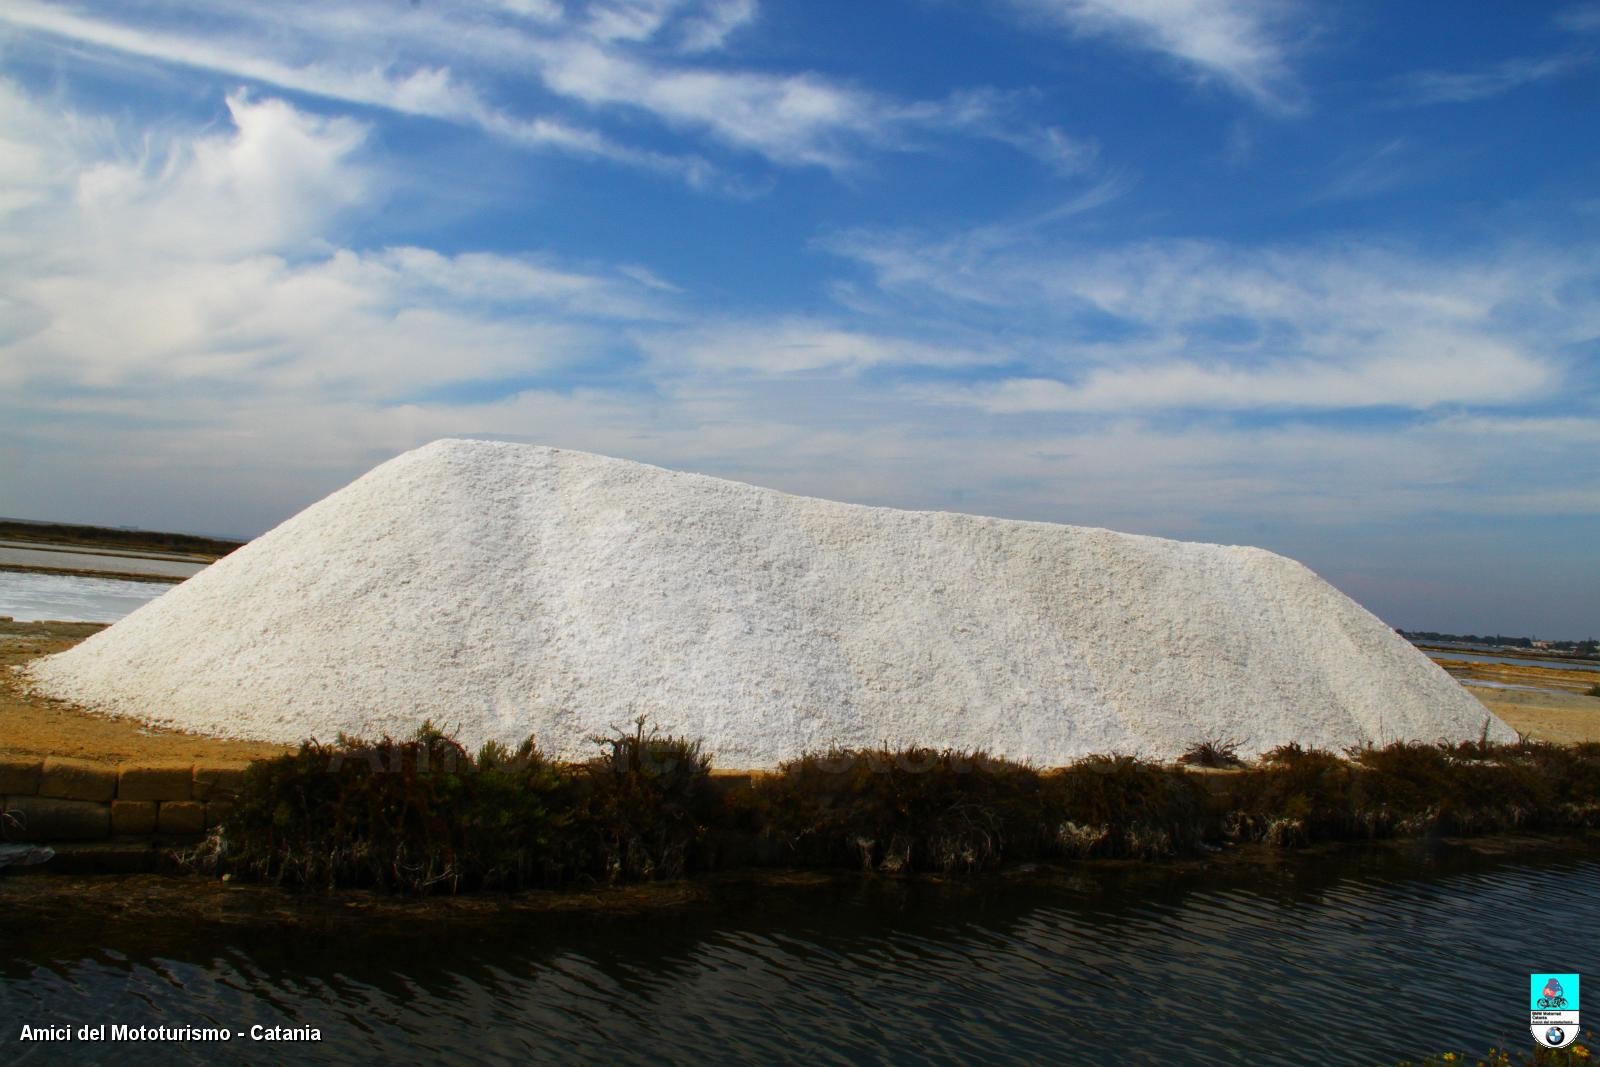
[26,439,1512,766]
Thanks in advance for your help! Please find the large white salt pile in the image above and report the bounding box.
[25,439,1511,766]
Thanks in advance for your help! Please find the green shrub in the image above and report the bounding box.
[1225,740,1600,847]
[573,718,716,881]
[744,747,1047,873]
[742,748,1207,871]
[1045,755,1209,858]
[202,718,720,892]
[207,726,571,892]
[1226,744,1362,844]
[198,724,1600,893]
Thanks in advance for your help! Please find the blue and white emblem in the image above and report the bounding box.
[1530,973,1580,1049]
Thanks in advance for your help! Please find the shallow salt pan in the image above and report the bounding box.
[0,570,173,623]
[26,439,1513,767]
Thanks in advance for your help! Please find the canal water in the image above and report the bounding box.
[2,842,1594,1065]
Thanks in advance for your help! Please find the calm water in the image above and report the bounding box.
[2,843,1596,1065]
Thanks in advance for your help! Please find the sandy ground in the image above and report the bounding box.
[1471,689,1600,746]
[1,621,292,765]
[1425,654,1600,745]
[2,622,1596,766]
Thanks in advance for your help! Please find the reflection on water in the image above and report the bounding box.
[2,842,1595,1065]
[0,571,172,623]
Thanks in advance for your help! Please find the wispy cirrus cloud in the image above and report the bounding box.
[0,0,726,185]
[1313,137,1415,201]
[1,79,1596,636]
[1557,3,1600,34]
[1394,50,1593,105]
[676,0,758,51]
[1000,0,1308,111]
[0,0,1091,184]
[924,342,1551,414]
[823,215,1592,416]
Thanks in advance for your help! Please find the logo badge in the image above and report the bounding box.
[1530,973,1580,1049]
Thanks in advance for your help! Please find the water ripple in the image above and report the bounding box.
[3,847,1597,1065]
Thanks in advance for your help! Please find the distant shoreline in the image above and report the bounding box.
[1413,642,1600,666]
[0,519,242,560]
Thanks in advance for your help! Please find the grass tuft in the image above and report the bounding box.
[1177,737,1244,768]
[578,717,715,881]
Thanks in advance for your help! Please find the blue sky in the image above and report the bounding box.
[0,0,1596,636]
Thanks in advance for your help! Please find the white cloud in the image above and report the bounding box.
[824,219,1587,415]
[1313,137,1414,201]
[0,84,673,399]
[634,320,997,375]
[1005,0,1305,109]
[0,0,734,186]
[528,40,878,169]
[1557,4,1600,34]
[677,0,759,52]
[1396,52,1592,105]
[931,340,1550,413]
[2,79,1595,634]
[0,0,1083,182]
[578,0,756,48]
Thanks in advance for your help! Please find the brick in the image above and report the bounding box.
[39,758,117,802]
[2,796,111,841]
[157,800,206,836]
[204,800,234,829]
[111,800,160,836]
[192,763,252,801]
[118,762,194,802]
[0,756,43,796]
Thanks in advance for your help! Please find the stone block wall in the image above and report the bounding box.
[0,756,250,843]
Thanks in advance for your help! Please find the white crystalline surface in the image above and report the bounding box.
[25,439,1512,767]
